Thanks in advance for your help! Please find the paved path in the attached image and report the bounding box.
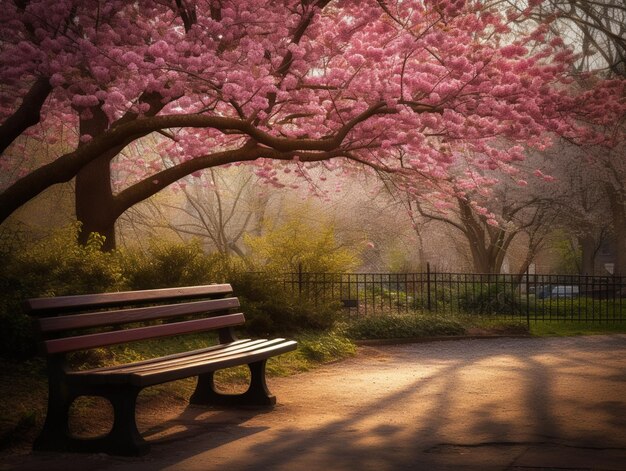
[4,335,626,470]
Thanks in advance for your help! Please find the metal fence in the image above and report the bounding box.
[273,266,626,323]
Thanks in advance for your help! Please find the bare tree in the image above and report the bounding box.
[118,167,273,256]
[413,188,555,274]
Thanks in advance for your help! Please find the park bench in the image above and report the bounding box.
[25,283,297,456]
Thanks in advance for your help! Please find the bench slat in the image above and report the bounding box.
[69,339,253,374]
[38,297,240,332]
[97,339,282,375]
[26,284,233,315]
[132,339,297,387]
[68,339,297,387]
[44,313,246,354]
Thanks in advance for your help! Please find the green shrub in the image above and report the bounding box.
[457,283,522,315]
[4,226,124,297]
[228,271,341,335]
[344,313,465,340]
[119,239,227,289]
[0,225,125,358]
[297,331,357,362]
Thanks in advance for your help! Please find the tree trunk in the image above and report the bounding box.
[75,152,118,251]
[73,93,176,251]
[75,106,118,251]
[607,186,626,276]
[467,239,498,274]
[579,234,597,275]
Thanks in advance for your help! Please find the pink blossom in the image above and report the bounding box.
[0,0,622,225]
[486,218,499,227]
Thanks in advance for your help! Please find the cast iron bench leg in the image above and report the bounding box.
[104,386,150,456]
[33,380,74,452]
[190,359,276,407]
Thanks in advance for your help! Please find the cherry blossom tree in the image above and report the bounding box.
[1,0,624,250]
[396,172,556,274]
[525,0,626,273]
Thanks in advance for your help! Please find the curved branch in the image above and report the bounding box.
[0,77,51,154]
[0,99,440,224]
[111,143,349,220]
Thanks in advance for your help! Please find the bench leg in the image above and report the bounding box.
[190,359,276,407]
[33,381,74,452]
[34,384,149,456]
[104,386,150,456]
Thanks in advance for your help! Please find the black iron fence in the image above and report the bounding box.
[271,266,626,323]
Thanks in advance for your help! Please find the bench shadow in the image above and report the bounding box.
[140,404,272,446]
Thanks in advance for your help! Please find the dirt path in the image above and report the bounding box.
[3,335,626,471]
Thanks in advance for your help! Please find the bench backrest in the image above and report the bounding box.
[25,284,244,355]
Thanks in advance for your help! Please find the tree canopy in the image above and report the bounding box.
[1,0,624,248]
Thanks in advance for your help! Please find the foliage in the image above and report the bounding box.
[228,271,341,335]
[2,224,124,297]
[0,225,124,357]
[244,215,359,273]
[457,283,523,315]
[119,239,227,289]
[552,231,582,274]
[344,313,465,340]
[459,316,530,335]
[296,331,357,362]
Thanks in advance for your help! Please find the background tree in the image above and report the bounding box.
[406,174,556,274]
[530,143,611,274]
[119,167,272,256]
[527,0,626,273]
[526,0,626,76]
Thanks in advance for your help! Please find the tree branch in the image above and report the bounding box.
[0,77,51,154]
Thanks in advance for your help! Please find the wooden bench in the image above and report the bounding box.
[25,283,297,456]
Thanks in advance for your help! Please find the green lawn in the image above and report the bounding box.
[529,321,626,336]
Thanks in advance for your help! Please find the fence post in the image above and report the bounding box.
[298,262,303,298]
[427,262,432,311]
[525,268,530,328]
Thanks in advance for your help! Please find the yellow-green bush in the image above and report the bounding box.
[244,215,359,273]
[119,239,228,289]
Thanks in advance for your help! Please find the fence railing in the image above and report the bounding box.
[269,267,626,323]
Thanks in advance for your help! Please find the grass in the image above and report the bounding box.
[456,314,626,337]
[529,321,626,336]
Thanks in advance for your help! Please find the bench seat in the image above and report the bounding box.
[68,338,296,387]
